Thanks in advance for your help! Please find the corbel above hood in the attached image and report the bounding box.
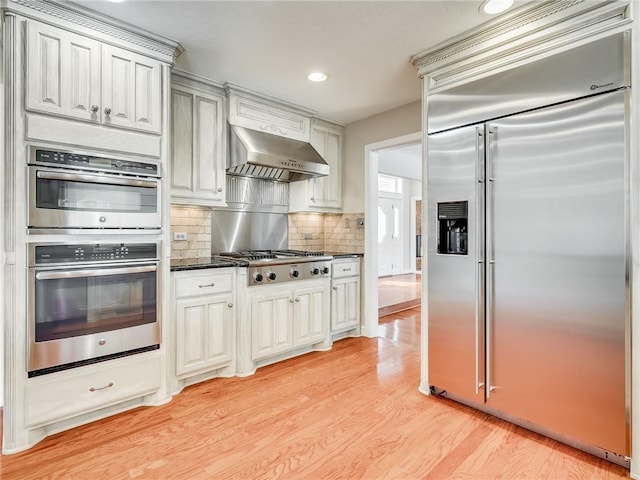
[228,125,329,182]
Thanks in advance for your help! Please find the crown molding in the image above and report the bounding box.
[411,0,631,85]
[3,0,184,64]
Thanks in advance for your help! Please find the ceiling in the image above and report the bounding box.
[70,0,531,125]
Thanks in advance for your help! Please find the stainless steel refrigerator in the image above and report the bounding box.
[427,33,629,463]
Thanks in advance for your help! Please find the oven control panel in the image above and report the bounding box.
[32,243,158,265]
[32,149,159,177]
[248,261,331,286]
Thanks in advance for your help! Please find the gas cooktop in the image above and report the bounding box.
[218,250,333,285]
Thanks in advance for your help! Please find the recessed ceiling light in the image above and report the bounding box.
[480,0,514,15]
[307,72,328,82]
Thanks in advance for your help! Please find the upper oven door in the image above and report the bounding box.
[28,166,161,230]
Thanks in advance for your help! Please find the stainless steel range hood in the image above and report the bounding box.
[228,125,329,182]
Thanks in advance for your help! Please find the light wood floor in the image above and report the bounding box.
[1,308,629,479]
[378,273,421,316]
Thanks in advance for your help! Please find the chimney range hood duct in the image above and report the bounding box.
[228,125,329,182]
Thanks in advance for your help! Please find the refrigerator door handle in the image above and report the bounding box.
[486,125,497,398]
[476,125,486,394]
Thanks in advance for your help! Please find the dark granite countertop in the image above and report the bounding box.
[170,256,249,271]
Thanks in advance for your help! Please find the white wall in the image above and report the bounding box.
[378,143,422,181]
[342,101,422,213]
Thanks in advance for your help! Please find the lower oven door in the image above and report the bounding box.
[28,263,161,373]
[28,166,161,230]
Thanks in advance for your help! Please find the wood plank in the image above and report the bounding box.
[0,308,628,479]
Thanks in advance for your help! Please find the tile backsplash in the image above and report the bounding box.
[170,205,212,258]
[170,206,365,258]
[289,212,364,254]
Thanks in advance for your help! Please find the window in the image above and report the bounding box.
[378,174,403,194]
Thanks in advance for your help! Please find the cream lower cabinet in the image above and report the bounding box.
[289,120,343,212]
[250,282,329,361]
[174,269,236,378]
[171,73,226,205]
[331,259,361,334]
[26,20,162,134]
[25,353,161,428]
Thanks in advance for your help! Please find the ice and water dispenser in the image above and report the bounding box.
[437,201,468,255]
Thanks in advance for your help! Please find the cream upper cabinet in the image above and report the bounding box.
[170,75,227,206]
[101,44,162,133]
[227,89,311,142]
[26,20,162,134]
[26,21,101,122]
[289,120,344,212]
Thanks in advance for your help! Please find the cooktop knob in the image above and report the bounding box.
[254,273,264,282]
[311,267,320,275]
[321,266,330,275]
[290,269,299,278]
[267,272,277,281]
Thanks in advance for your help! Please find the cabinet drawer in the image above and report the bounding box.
[175,271,234,298]
[25,354,160,427]
[332,260,360,278]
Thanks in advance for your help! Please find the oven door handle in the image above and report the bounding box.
[36,171,158,189]
[35,265,157,280]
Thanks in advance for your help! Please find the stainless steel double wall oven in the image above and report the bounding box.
[27,147,163,376]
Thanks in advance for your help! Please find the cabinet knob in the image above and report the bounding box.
[104,107,112,116]
[289,298,294,303]
[295,297,300,302]
[217,187,223,192]
[310,197,315,202]
[333,286,338,290]
[227,303,233,308]
[91,105,99,113]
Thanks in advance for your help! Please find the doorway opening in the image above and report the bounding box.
[362,132,422,338]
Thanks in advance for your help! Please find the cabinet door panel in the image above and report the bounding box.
[26,21,101,122]
[195,96,224,201]
[330,277,360,332]
[102,45,161,133]
[171,90,194,193]
[294,285,328,345]
[170,83,226,205]
[176,300,207,375]
[331,282,347,331]
[176,295,233,376]
[251,291,293,360]
[344,277,360,328]
[206,299,233,364]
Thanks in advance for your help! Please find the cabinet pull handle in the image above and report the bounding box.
[343,268,352,272]
[104,107,112,116]
[227,303,233,308]
[89,382,114,392]
[91,105,99,113]
[199,283,215,288]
